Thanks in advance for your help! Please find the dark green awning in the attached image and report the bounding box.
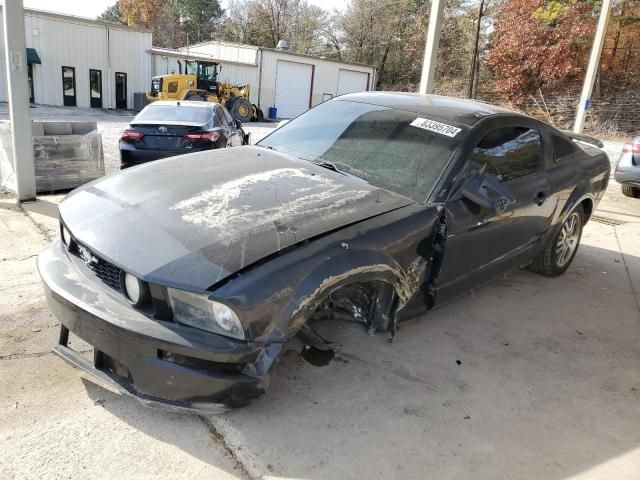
[26,48,41,64]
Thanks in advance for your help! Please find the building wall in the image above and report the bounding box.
[0,9,152,109]
[258,50,375,113]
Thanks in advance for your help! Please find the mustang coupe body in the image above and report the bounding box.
[38,93,610,412]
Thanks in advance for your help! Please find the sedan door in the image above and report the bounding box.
[436,123,555,302]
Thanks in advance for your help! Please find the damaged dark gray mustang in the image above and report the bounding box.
[38,92,610,413]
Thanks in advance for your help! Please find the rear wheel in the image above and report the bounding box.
[621,185,640,198]
[529,206,585,277]
[229,97,253,123]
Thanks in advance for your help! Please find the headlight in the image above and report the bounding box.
[61,225,71,247]
[121,272,150,307]
[167,288,245,340]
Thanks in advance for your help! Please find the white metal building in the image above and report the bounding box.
[150,41,377,118]
[0,7,152,110]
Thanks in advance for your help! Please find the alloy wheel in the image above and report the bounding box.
[555,212,581,268]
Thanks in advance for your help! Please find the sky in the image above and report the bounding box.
[16,0,345,20]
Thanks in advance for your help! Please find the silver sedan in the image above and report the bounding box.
[615,136,640,198]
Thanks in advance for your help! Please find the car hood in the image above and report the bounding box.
[59,146,413,291]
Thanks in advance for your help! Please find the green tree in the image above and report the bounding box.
[177,0,225,44]
[98,1,125,24]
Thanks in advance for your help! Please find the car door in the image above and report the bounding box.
[436,120,555,303]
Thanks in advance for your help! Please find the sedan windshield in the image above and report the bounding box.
[258,100,467,202]
[135,105,212,124]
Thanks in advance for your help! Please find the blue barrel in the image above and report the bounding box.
[268,106,277,119]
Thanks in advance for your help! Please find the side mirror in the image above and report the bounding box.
[235,120,242,128]
[460,174,516,215]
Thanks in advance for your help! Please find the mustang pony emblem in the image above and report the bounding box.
[77,245,98,267]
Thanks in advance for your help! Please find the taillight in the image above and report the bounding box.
[121,129,144,141]
[184,131,221,142]
[622,141,640,154]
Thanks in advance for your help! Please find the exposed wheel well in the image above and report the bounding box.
[579,198,594,222]
[307,280,398,334]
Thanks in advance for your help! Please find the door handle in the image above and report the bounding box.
[535,191,548,206]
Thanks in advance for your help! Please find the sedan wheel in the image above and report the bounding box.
[621,185,640,198]
[528,205,585,277]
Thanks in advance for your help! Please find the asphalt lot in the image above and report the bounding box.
[0,108,639,479]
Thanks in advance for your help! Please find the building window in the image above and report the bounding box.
[90,69,102,108]
[61,66,76,107]
[115,72,127,109]
[28,64,34,104]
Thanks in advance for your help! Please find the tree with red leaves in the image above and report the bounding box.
[487,0,598,102]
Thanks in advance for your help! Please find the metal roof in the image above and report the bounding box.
[0,5,152,33]
[147,47,257,67]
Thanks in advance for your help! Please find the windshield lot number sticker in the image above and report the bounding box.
[410,118,461,137]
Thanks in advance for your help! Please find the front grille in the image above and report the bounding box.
[72,243,122,293]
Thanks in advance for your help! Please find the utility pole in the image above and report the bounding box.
[418,0,446,94]
[2,0,35,202]
[467,0,486,99]
[573,0,613,133]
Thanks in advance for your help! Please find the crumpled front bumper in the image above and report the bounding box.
[38,241,282,413]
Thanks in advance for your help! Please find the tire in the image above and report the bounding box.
[621,185,640,198]
[529,205,585,277]
[229,97,253,123]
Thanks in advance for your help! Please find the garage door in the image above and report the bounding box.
[337,69,369,96]
[275,61,313,118]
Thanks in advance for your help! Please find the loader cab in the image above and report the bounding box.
[185,60,220,94]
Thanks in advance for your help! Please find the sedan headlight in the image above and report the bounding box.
[167,288,245,340]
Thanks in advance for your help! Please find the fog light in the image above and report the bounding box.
[121,272,149,307]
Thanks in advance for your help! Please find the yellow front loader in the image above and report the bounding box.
[146,60,262,123]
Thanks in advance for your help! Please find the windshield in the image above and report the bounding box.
[135,105,212,124]
[258,100,467,202]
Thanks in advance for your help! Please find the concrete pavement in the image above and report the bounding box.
[0,191,248,480]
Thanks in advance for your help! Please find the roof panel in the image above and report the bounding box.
[336,92,518,126]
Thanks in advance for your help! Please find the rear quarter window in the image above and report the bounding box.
[552,134,578,162]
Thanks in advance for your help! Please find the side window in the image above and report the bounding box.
[552,134,577,162]
[468,127,542,182]
[214,107,228,127]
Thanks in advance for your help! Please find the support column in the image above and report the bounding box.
[573,0,613,134]
[2,0,35,202]
[418,0,446,95]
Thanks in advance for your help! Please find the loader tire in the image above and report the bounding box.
[229,97,253,123]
